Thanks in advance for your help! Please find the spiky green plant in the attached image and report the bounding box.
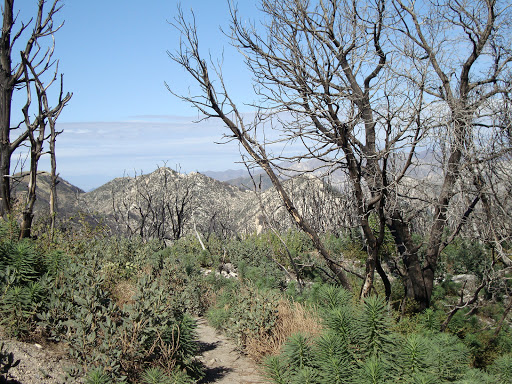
[408,373,438,384]
[455,368,496,384]
[0,342,20,375]
[263,355,290,384]
[282,333,314,371]
[427,332,470,381]
[141,367,172,384]
[291,366,320,384]
[313,332,353,384]
[397,334,429,379]
[322,305,355,344]
[315,284,352,311]
[488,353,512,384]
[358,295,393,357]
[353,355,387,384]
[84,368,111,384]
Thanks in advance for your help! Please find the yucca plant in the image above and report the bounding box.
[5,240,40,283]
[419,308,439,332]
[84,368,112,384]
[0,342,20,375]
[282,333,314,371]
[353,355,388,384]
[313,331,353,384]
[488,353,512,384]
[358,295,394,358]
[407,373,438,384]
[455,368,496,384]
[426,332,470,381]
[397,334,430,380]
[140,367,172,384]
[315,284,352,311]
[291,366,320,384]
[322,305,355,344]
[263,355,290,384]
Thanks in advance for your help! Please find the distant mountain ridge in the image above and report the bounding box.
[19,164,350,237]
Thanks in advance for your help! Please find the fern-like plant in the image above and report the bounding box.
[6,240,40,283]
[396,334,430,380]
[291,366,320,384]
[323,305,355,344]
[353,355,387,384]
[0,342,20,376]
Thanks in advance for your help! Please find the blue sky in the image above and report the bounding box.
[12,0,260,190]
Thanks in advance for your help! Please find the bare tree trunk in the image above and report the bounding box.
[49,129,59,238]
[0,0,69,222]
[0,0,14,217]
[19,129,43,239]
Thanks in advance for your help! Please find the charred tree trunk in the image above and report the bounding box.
[0,0,14,217]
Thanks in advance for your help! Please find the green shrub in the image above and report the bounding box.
[264,289,491,384]
[207,283,279,349]
[37,249,200,382]
[488,353,512,384]
[84,368,112,384]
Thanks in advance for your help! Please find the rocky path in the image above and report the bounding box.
[195,318,267,384]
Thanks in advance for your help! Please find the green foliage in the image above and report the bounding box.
[264,289,499,384]
[207,283,279,349]
[224,238,287,289]
[313,283,353,312]
[291,366,319,384]
[34,243,201,382]
[488,353,512,384]
[358,295,393,357]
[456,368,496,384]
[0,234,55,335]
[84,368,112,384]
[322,306,355,344]
[140,367,196,384]
[396,334,430,380]
[263,356,290,384]
[353,355,387,384]
[282,333,314,370]
[418,308,440,332]
[140,367,172,384]
[442,240,489,277]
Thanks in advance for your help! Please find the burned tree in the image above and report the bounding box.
[170,0,511,308]
[111,167,197,242]
[0,0,71,236]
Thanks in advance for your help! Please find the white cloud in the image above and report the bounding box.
[43,117,243,190]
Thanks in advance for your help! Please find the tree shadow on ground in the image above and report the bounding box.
[198,365,234,383]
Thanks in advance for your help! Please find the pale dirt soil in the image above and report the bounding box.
[0,335,83,384]
[195,317,267,384]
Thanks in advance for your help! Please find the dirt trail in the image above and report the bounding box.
[195,318,266,384]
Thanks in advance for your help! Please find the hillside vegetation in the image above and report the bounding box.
[1,205,511,383]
